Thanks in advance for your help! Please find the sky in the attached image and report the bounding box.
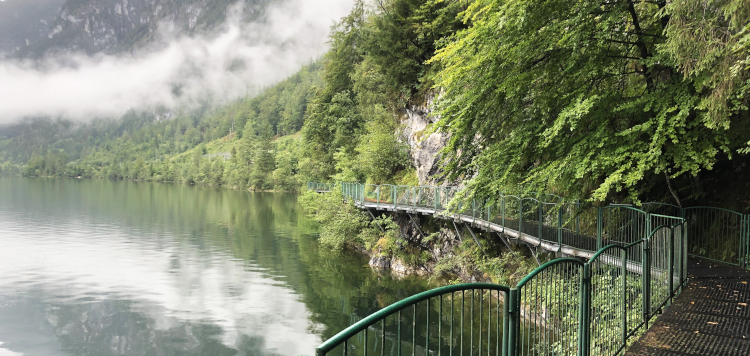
[0,0,355,124]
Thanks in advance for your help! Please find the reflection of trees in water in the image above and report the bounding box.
[45,299,280,356]
[1,178,437,354]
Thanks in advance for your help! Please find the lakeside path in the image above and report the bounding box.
[625,259,750,356]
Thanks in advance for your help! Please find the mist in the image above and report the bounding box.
[0,0,354,124]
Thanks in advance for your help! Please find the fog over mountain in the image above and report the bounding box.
[0,0,354,124]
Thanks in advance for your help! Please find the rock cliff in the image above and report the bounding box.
[1,0,273,59]
[400,95,450,186]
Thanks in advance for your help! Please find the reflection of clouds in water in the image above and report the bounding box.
[0,212,320,355]
[0,343,23,356]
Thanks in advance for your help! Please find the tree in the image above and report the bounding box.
[430,0,750,202]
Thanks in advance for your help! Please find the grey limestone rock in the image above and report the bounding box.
[399,95,450,185]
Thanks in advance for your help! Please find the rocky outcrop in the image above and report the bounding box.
[367,211,484,280]
[369,255,429,276]
[368,255,391,269]
[400,95,450,186]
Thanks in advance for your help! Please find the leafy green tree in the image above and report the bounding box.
[430,0,750,202]
[363,0,466,103]
[210,158,225,186]
[135,157,149,181]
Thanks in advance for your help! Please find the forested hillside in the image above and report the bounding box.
[2,0,750,210]
[0,61,322,190]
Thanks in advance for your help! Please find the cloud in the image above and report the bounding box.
[0,0,354,123]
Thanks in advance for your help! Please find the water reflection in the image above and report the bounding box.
[0,178,432,356]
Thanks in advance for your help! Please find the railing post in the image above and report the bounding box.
[503,293,509,356]
[538,202,543,243]
[576,199,581,235]
[743,214,749,269]
[507,288,519,356]
[596,207,603,250]
[558,205,563,252]
[669,226,675,302]
[486,204,491,232]
[502,197,505,232]
[405,186,409,208]
[376,186,380,209]
[435,188,439,211]
[679,223,686,290]
[621,249,628,347]
[642,237,651,329]
[519,201,523,237]
[393,187,397,208]
[579,264,592,356]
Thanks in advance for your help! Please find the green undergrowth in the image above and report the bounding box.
[299,188,537,285]
[298,188,426,266]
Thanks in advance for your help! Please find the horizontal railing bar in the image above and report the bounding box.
[310,181,741,356]
[316,283,511,354]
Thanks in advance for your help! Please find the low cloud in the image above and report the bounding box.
[0,0,354,123]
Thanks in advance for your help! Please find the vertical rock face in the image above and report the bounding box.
[0,0,67,58]
[400,95,450,186]
[2,0,272,59]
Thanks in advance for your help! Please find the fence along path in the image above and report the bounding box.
[307,182,748,356]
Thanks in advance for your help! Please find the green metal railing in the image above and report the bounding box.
[309,182,337,192]
[322,182,749,269]
[315,283,511,356]
[683,207,746,267]
[639,203,747,268]
[309,182,724,355]
[314,222,687,356]
[513,258,585,356]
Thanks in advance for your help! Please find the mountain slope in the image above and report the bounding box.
[1,0,274,59]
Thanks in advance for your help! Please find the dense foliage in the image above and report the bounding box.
[430,0,750,203]
[300,0,465,184]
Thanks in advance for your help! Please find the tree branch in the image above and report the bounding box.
[626,0,654,90]
[665,171,682,207]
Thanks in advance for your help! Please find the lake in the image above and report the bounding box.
[0,177,432,356]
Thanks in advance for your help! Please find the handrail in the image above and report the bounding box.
[603,204,648,215]
[684,205,744,214]
[641,202,681,209]
[312,181,697,356]
[516,258,585,288]
[316,283,511,356]
[310,182,749,269]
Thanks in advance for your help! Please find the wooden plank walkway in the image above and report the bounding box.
[625,259,750,356]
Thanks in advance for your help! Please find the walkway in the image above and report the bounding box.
[311,182,750,356]
[354,200,596,258]
[625,259,750,356]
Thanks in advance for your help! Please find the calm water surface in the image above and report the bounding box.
[0,177,431,356]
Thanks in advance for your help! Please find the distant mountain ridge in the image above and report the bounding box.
[0,0,275,59]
